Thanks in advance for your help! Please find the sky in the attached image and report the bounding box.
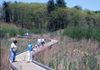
[0,0,100,11]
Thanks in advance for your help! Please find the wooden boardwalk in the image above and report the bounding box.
[10,39,58,70]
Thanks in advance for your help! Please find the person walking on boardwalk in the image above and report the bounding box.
[10,39,17,62]
[27,40,33,62]
[41,38,45,46]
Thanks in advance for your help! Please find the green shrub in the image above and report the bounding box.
[0,23,19,38]
[29,28,40,34]
[49,60,55,69]
[0,23,29,38]
[0,28,5,38]
[70,62,77,70]
[63,27,86,39]
[92,28,100,41]
[86,55,98,70]
[63,26,100,41]
[18,28,29,35]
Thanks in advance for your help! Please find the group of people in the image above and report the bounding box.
[9,38,45,63]
[35,38,45,48]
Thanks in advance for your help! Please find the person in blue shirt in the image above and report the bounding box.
[27,40,33,62]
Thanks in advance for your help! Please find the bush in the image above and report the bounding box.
[29,27,46,34]
[63,27,86,39]
[18,28,29,35]
[86,55,98,70]
[0,23,29,38]
[63,26,100,41]
[0,23,19,38]
[91,28,100,41]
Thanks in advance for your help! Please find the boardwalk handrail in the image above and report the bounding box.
[9,39,58,70]
[9,59,18,70]
[10,59,53,70]
[32,60,53,70]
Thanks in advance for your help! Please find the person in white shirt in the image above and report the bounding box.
[41,38,45,46]
[10,40,17,62]
[37,38,42,47]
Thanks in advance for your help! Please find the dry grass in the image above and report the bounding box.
[34,35,100,70]
[1,34,100,70]
[0,38,36,70]
[0,41,10,70]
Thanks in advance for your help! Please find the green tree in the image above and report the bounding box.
[74,5,82,10]
[56,0,66,8]
[47,0,55,13]
[48,8,68,31]
[3,1,10,23]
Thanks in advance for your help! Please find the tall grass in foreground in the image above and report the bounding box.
[0,38,36,70]
[63,27,100,41]
[0,39,10,70]
[34,35,100,70]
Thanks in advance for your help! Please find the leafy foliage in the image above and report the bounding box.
[86,55,98,70]
[47,0,55,13]
[3,1,10,22]
[0,23,28,38]
[1,1,100,40]
[0,23,18,38]
[56,0,66,7]
[63,26,100,41]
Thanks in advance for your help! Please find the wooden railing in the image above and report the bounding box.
[9,39,58,70]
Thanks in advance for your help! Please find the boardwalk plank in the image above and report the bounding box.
[11,39,58,70]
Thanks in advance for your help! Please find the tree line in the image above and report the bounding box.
[1,0,100,40]
[2,0,100,30]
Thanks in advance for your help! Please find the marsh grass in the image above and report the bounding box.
[63,27,100,41]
